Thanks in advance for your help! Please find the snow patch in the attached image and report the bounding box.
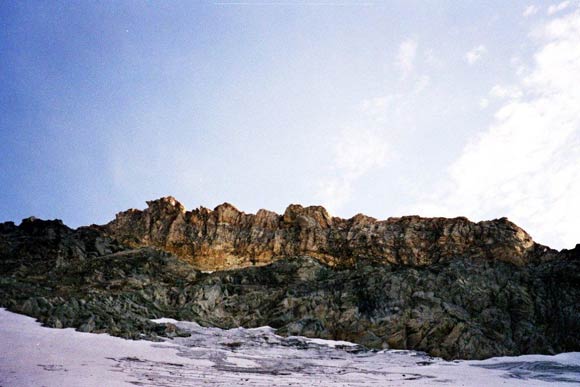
[2,308,579,386]
[300,337,358,347]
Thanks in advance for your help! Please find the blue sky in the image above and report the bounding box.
[1,1,579,249]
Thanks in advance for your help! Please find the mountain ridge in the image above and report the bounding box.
[0,196,578,360]
[101,196,556,271]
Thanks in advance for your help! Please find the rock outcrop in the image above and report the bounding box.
[104,196,551,271]
[0,197,578,360]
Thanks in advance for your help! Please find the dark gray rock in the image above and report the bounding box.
[0,211,579,360]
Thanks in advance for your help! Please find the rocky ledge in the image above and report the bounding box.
[0,197,578,360]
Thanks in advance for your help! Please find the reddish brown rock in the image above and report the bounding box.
[103,197,548,271]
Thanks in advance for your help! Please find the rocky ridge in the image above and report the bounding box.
[104,196,553,271]
[0,197,578,360]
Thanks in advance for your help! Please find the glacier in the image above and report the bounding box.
[1,308,579,386]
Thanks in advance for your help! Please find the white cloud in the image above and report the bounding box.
[333,127,388,178]
[315,177,353,214]
[465,45,487,64]
[423,48,446,68]
[411,10,580,249]
[414,75,431,94]
[423,49,436,65]
[489,85,523,100]
[548,1,571,15]
[396,38,418,78]
[479,98,489,109]
[359,96,392,124]
[523,5,540,17]
[317,125,389,213]
[510,56,529,77]
[319,41,431,214]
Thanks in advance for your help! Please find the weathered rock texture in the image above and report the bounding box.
[1,197,579,360]
[104,197,552,271]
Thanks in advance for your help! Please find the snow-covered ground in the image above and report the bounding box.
[1,308,579,386]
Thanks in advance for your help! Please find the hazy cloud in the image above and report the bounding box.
[523,5,540,17]
[317,123,389,213]
[315,177,353,214]
[333,127,388,179]
[489,85,523,100]
[412,10,580,249]
[479,98,489,109]
[548,1,571,15]
[396,38,418,78]
[413,75,431,94]
[465,45,487,64]
[359,96,392,124]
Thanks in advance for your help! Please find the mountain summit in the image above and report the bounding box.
[104,196,550,271]
[0,197,578,360]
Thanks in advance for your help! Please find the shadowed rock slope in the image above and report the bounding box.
[0,197,579,360]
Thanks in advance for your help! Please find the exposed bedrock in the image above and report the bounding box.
[103,196,553,271]
[0,197,578,360]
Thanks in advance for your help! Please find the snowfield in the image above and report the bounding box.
[1,308,579,386]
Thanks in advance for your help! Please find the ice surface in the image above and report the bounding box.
[2,308,579,386]
[300,337,358,347]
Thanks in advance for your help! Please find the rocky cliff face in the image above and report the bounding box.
[1,197,578,360]
[104,197,551,271]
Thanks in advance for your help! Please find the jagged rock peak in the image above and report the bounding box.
[283,204,333,228]
[145,196,186,213]
[214,202,242,223]
[0,199,578,362]
[100,197,549,271]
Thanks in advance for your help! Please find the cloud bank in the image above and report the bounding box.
[548,1,571,15]
[412,10,580,249]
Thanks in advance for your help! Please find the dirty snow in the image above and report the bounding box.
[1,308,579,386]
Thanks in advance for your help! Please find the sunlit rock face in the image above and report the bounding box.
[1,197,578,360]
[104,196,548,271]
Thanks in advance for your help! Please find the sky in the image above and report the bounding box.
[1,1,579,250]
